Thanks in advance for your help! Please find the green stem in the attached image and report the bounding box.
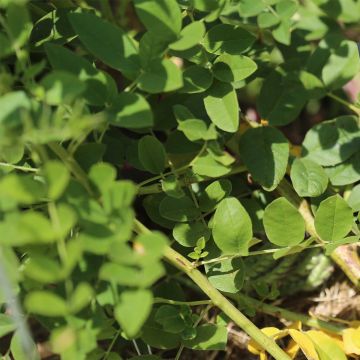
[175,276,345,335]
[153,298,212,306]
[138,164,190,188]
[277,178,360,288]
[134,220,291,360]
[198,243,325,266]
[102,329,121,360]
[235,294,344,334]
[328,93,360,116]
[100,0,115,23]
[48,142,95,196]
[0,162,38,173]
[138,164,247,195]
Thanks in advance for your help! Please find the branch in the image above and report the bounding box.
[134,220,292,360]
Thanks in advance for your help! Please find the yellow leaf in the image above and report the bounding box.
[285,338,300,359]
[307,330,347,360]
[343,327,360,355]
[248,327,282,354]
[289,329,319,360]
[289,320,302,331]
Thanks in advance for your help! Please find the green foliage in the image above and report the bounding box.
[0,0,359,359]
[263,197,305,246]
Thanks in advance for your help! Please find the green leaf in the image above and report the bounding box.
[198,179,232,212]
[180,65,213,94]
[204,83,239,132]
[290,158,328,197]
[205,257,244,293]
[325,151,360,186]
[103,180,137,211]
[161,174,185,198]
[155,305,186,334]
[1,219,41,248]
[192,152,231,177]
[0,91,30,124]
[302,116,360,166]
[100,262,164,287]
[107,92,153,129]
[191,0,225,12]
[69,282,93,314]
[0,174,45,205]
[23,255,62,283]
[212,197,252,255]
[258,69,307,125]
[68,12,139,76]
[203,24,255,55]
[138,58,183,93]
[115,289,153,338]
[0,314,16,337]
[134,0,182,42]
[89,162,117,195]
[257,12,280,28]
[174,104,210,141]
[263,197,305,246]
[6,2,31,49]
[347,184,360,211]
[139,32,168,67]
[0,32,12,59]
[170,21,205,51]
[307,36,360,90]
[178,119,208,142]
[41,70,86,105]
[141,313,181,349]
[25,291,68,317]
[276,0,298,19]
[314,195,354,242]
[182,324,227,350]
[45,43,115,106]
[159,195,200,222]
[43,160,70,200]
[272,19,292,45]
[10,330,39,360]
[143,194,176,229]
[133,231,168,263]
[138,135,167,174]
[239,127,289,190]
[213,54,257,82]
[238,0,267,16]
[173,221,211,247]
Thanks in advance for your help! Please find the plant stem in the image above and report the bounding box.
[102,329,121,360]
[175,276,345,335]
[235,294,344,334]
[328,93,360,116]
[153,298,212,306]
[277,178,360,288]
[134,220,291,360]
[0,248,38,359]
[198,243,326,266]
[48,142,95,196]
[0,162,39,173]
[138,164,247,195]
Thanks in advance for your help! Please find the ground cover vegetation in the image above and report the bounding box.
[0,0,360,359]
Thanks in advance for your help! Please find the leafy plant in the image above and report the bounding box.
[0,0,360,359]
